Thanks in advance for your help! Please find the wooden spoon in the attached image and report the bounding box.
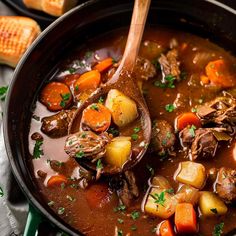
[69,0,152,174]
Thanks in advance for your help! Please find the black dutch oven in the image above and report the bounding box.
[3,0,236,235]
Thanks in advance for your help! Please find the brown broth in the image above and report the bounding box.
[28,26,236,235]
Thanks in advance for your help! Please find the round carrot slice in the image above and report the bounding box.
[176,112,201,131]
[81,103,111,132]
[40,82,72,111]
[74,70,101,93]
[47,174,68,187]
[93,57,113,73]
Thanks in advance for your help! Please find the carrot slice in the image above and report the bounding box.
[174,203,197,234]
[176,112,201,131]
[40,82,72,111]
[85,183,111,208]
[63,73,80,88]
[82,103,111,132]
[73,70,101,93]
[200,75,210,85]
[205,59,234,88]
[158,220,175,236]
[94,57,113,73]
[47,174,68,187]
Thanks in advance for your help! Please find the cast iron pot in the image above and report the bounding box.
[3,0,236,235]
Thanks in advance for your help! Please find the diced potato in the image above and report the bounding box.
[175,185,200,205]
[150,175,172,190]
[105,89,138,127]
[199,191,227,216]
[175,161,206,189]
[144,187,177,219]
[104,136,131,168]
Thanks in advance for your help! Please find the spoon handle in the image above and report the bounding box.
[121,0,151,71]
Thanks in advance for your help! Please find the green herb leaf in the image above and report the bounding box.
[131,225,137,231]
[131,133,139,141]
[75,85,79,91]
[151,59,161,70]
[48,201,54,206]
[117,229,123,236]
[213,222,224,236]
[90,104,99,111]
[131,211,140,220]
[165,75,176,88]
[108,127,119,137]
[98,97,104,104]
[60,93,71,108]
[165,104,175,112]
[61,182,65,190]
[150,191,166,207]
[117,218,124,224]
[210,208,218,214]
[189,125,197,137]
[67,68,76,74]
[75,151,84,159]
[0,86,8,101]
[151,226,157,233]
[96,159,103,170]
[33,140,43,159]
[114,204,126,212]
[146,164,154,176]
[133,127,141,133]
[85,51,93,59]
[191,107,197,113]
[165,188,174,194]
[58,207,65,215]
[0,186,4,197]
[66,195,75,202]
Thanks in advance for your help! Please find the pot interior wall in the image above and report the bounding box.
[4,0,236,235]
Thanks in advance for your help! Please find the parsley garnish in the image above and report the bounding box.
[133,127,141,133]
[114,204,126,212]
[48,201,54,206]
[81,133,87,138]
[131,133,139,141]
[117,218,124,224]
[66,195,75,202]
[0,186,4,197]
[154,75,176,89]
[33,140,43,159]
[211,208,218,214]
[90,104,99,111]
[165,104,175,112]
[75,85,79,91]
[67,68,76,74]
[96,159,103,170]
[85,51,93,59]
[61,182,65,190]
[131,211,140,220]
[189,125,196,137]
[117,229,123,236]
[108,127,119,137]
[191,107,197,113]
[165,188,174,194]
[131,225,137,231]
[75,151,84,159]
[150,191,166,207]
[58,207,65,215]
[98,97,104,104]
[151,59,161,70]
[60,93,71,108]
[146,164,154,176]
[0,86,8,101]
[213,222,224,236]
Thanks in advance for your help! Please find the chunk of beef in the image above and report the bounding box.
[151,120,176,155]
[109,171,139,207]
[41,108,76,138]
[31,132,43,141]
[64,131,110,162]
[197,95,236,132]
[215,167,236,203]
[180,127,229,160]
[158,48,181,81]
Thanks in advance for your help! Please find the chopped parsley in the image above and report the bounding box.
[189,125,197,137]
[213,222,224,236]
[98,97,104,104]
[0,186,4,197]
[114,204,126,212]
[32,114,40,121]
[151,58,161,70]
[58,207,65,215]
[112,58,118,64]
[133,127,141,133]
[107,127,119,137]
[60,93,71,108]
[165,188,174,194]
[165,104,175,112]
[48,201,54,206]
[33,140,43,159]
[131,211,140,220]
[154,75,176,89]
[117,218,124,224]
[66,195,75,202]
[75,85,79,91]
[117,229,123,236]
[61,182,65,190]
[96,159,103,170]
[146,164,154,176]
[75,151,84,159]
[211,208,218,214]
[67,68,76,74]
[131,133,139,141]
[81,133,87,138]
[0,86,8,101]
[55,161,64,167]
[131,225,137,231]
[90,104,99,111]
[150,191,166,207]
[85,51,93,59]
[151,226,157,233]
[191,107,197,113]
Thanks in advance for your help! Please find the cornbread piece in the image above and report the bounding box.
[0,16,41,67]
[23,0,78,17]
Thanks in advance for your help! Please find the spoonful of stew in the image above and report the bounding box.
[65,0,152,175]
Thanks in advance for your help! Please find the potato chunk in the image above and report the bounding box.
[199,191,227,216]
[144,187,177,219]
[105,89,138,127]
[175,161,206,189]
[104,137,131,168]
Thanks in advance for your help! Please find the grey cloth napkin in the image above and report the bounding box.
[0,2,29,236]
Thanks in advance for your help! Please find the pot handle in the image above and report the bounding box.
[23,204,42,236]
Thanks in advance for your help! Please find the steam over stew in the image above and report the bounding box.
[28,27,236,235]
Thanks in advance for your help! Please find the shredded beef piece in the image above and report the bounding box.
[215,167,236,203]
[31,132,43,141]
[64,131,110,161]
[158,48,181,81]
[151,120,176,156]
[41,108,76,138]
[109,171,139,207]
